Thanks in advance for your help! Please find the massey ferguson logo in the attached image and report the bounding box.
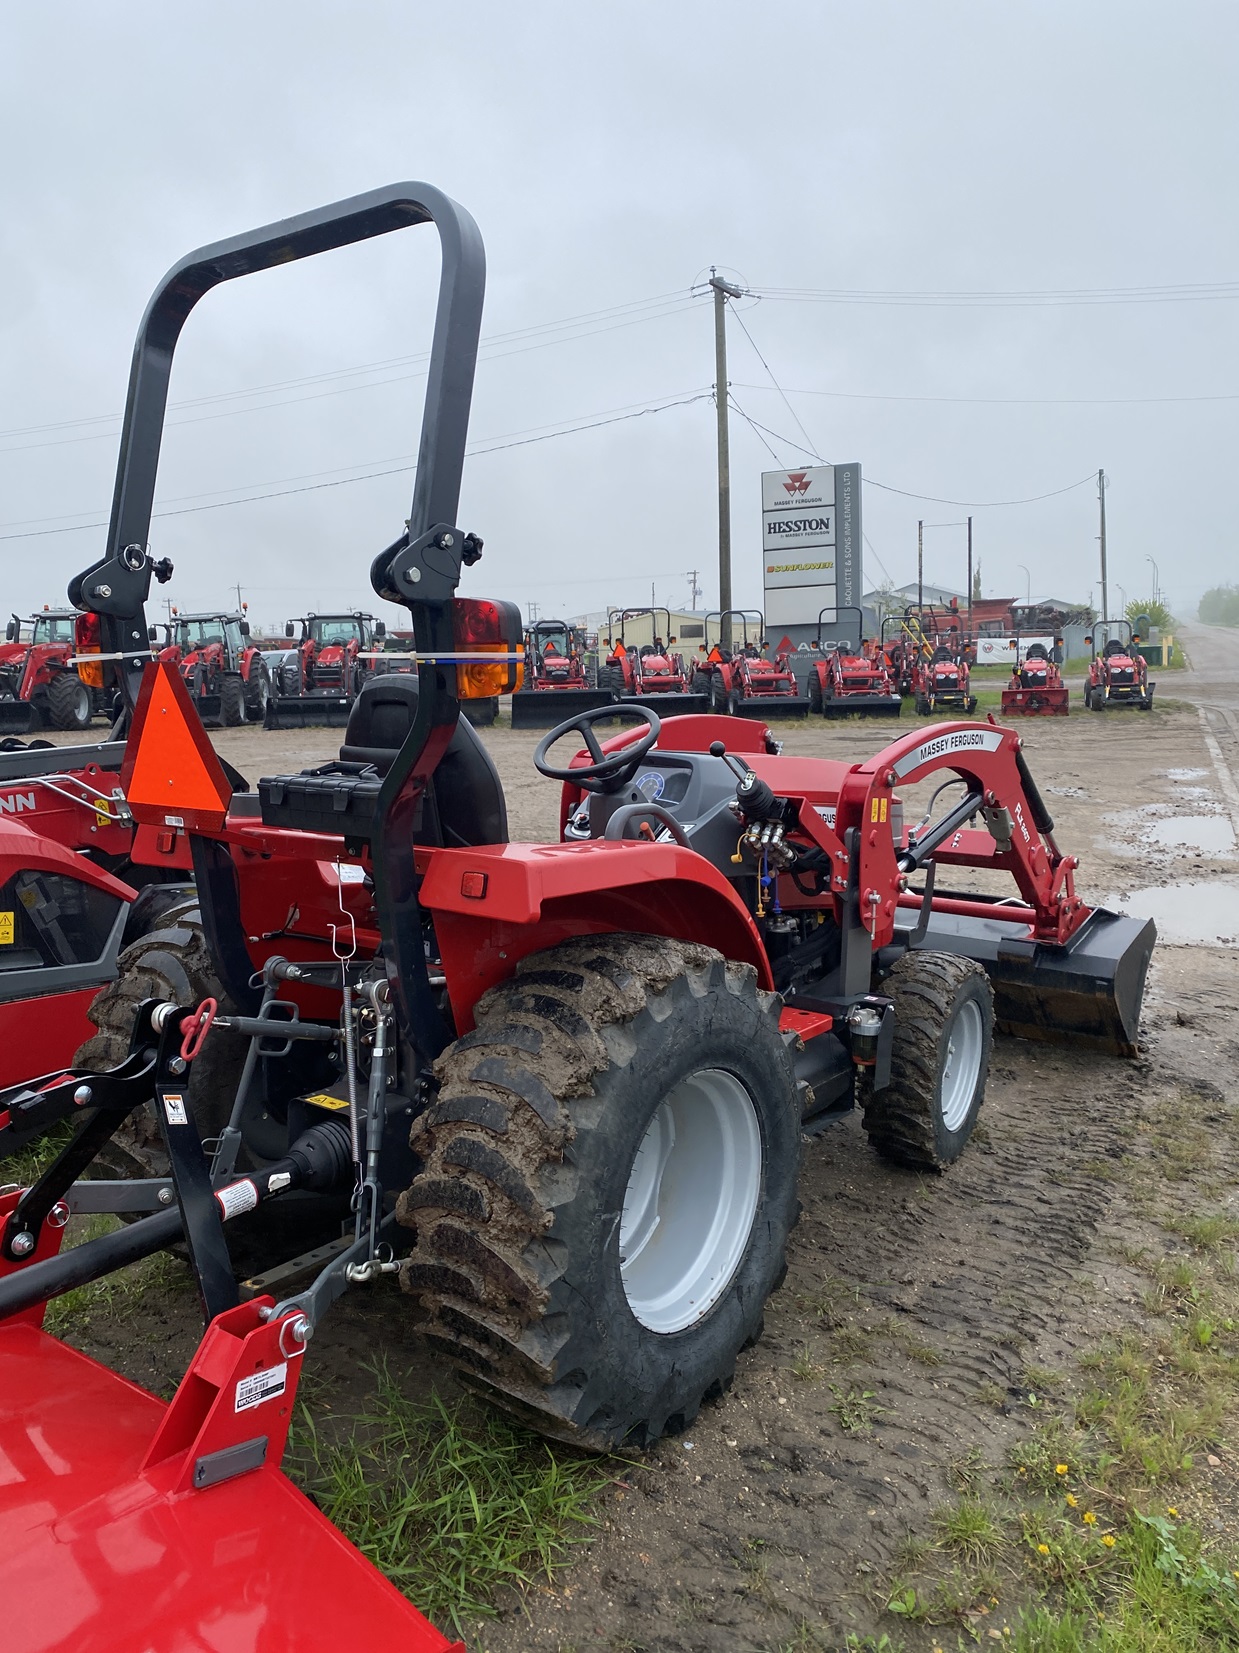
[783,473,811,495]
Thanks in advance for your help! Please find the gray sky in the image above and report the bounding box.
[2,2,1236,632]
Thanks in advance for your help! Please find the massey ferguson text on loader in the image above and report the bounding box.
[0,183,1156,1651]
[808,606,902,718]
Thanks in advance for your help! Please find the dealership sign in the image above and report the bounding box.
[761,464,861,635]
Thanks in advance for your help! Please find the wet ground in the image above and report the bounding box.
[39,621,1239,1649]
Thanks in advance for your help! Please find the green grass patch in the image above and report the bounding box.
[290,1361,614,1636]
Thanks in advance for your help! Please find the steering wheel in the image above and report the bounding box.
[533,704,661,795]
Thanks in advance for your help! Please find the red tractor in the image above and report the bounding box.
[1001,636,1068,716]
[1084,621,1154,712]
[0,609,101,733]
[511,618,610,728]
[600,608,709,714]
[808,606,902,718]
[270,610,382,726]
[0,185,1157,1650]
[912,639,978,716]
[154,608,271,725]
[691,609,810,718]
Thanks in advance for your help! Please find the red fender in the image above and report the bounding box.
[420,840,772,1032]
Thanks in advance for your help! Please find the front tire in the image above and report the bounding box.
[244,664,270,721]
[399,934,801,1450]
[47,671,91,731]
[859,950,992,1170]
[808,671,823,715]
[221,674,245,726]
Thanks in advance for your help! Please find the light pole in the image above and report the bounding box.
[1017,564,1031,605]
[1145,555,1159,607]
[1117,585,1127,617]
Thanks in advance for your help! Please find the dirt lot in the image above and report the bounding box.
[44,625,1239,1648]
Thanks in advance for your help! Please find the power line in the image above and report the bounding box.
[746,279,1239,308]
[0,291,707,455]
[0,390,713,543]
[734,380,1239,408]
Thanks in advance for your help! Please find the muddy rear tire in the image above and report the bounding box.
[399,933,801,1451]
[859,949,993,1171]
[47,671,91,731]
[74,906,244,1177]
[221,674,245,726]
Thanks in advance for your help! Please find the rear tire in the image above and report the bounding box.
[808,672,823,715]
[915,695,930,715]
[859,950,992,1170]
[244,664,270,721]
[221,674,245,726]
[75,906,244,1177]
[727,687,742,717]
[47,671,91,732]
[399,934,801,1450]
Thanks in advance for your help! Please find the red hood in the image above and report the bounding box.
[316,644,346,664]
[0,643,27,668]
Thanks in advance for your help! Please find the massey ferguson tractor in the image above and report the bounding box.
[1084,621,1154,711]
[268,609,382,727]
[808,606,902,718]
[912,640,979,716]
[691,609,810,717]
[599,608,710,715]
[0,608,100,733]
[510,617,611,728]
[0,185,1157,1650]
[1001,636,1069,716]
[154,608,271,725]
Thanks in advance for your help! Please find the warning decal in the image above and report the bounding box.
[0,913,12,945]
[162,1093,189,1126]
[235,1362,288,1413]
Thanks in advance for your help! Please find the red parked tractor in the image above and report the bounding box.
[154,608,271,725]
[269,610,382,726]
[1084,621,1154,712]
[0,184,1156,1651]
[0,608,101,733]
[808,606,902,718]
[691,609,810,718]
[1000,636,1069,717]
[511,617,610,728]
[600,608,710,715]
[912,640,978,716]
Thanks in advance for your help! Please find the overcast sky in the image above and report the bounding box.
[2,2,1236,633]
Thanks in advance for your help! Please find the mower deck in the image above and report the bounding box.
[0,1322,457,1653]
[1000,688,1070,716]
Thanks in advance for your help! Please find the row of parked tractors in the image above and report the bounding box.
[510,605,1155,728]
[0,605,452,735]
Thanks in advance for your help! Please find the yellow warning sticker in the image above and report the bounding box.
[880,798,888,823]
[95,806,111,828]
[0,912,12,945]
[303,1092,349,1111]
[869,797,889,824]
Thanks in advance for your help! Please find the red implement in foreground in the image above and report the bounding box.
[0,1193,458,1653]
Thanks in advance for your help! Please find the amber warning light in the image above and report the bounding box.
[451,598,524,699]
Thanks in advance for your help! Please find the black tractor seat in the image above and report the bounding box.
[258,675,507,850]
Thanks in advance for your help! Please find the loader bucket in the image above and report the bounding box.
[462,695,498,727]
[618,691,712,719]
[0,701,38,735]
[1000,688,1070,716]
[0,1276,461,1651]
[510,687,615,728]
[734,694,812,719]
[910,908,1156,1057]
[822,694,903,719]
[264,692,354,729]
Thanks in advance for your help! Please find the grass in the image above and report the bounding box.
[290,1359,613,1636]
[828,1383,885,1436]
[874,1081,1239,1649]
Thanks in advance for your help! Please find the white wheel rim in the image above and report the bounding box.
[619,1068,762,1334]
[940,1000,983,1133]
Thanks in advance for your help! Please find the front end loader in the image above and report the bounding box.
[0,184,1157,1649]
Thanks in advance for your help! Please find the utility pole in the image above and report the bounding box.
[711,270,743,646]
[528,599,540,624]
[687,569,701,610]
[917,519,924,614]
[966,516,973,639]
[1098,468,1108,623]
[234,582,244,612]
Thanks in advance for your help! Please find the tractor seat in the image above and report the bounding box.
[1103,640,1126,658]
[259,676,507,848]
[1025,643,1049,661]
[931,645,954,662]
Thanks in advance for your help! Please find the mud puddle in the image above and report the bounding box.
[1146,815,1236,854]
[1106,878,1239,946]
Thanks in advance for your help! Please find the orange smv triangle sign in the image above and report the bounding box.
[121,662,234,832]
